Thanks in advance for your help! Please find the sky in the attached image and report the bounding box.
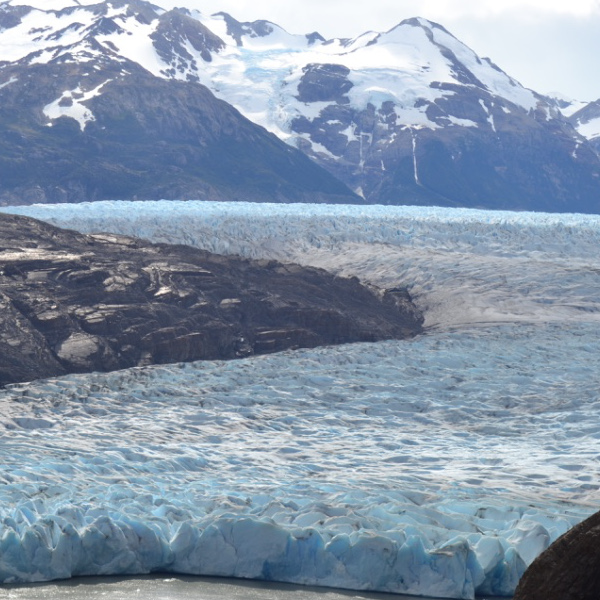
[157,0,600,101]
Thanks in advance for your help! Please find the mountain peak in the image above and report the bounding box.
[152,7,225,64]
[397,16,451,34]
[212,11,275,46]
[210,11,317,50]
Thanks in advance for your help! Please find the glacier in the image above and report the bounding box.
[1,201,600,599]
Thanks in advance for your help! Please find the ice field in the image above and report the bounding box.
[2,201,600,599]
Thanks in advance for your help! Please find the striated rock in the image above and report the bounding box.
[513,510,600,600]
[0,214,423,386]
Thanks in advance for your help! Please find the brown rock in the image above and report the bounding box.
[0,213,423,386]
[513,510,600,600]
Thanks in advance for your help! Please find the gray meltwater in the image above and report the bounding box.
[3,576,508,600]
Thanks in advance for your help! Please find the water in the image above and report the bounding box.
[3,576,509,600]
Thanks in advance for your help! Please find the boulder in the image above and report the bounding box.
[513,510,600,600]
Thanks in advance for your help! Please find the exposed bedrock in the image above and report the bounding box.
[0,214,423,386]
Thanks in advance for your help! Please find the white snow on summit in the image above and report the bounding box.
[0,5,96,64]
[0,2,543,142]
[551,93,589,118]
[193,15,539,136]
[95,19,167,77]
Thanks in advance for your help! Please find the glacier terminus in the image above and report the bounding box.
[0,201,599,599]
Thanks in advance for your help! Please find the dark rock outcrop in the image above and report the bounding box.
[296,64,354,103]
[513,510,600,600]
[0,213,423,386]
[151,9,225,65]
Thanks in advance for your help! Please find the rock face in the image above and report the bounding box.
[513,510,600,600]
[0,213,423,386]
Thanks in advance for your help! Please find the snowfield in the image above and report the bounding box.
[1,202,600,599]
[0,3,539,139]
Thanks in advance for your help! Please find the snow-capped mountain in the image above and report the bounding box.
[190,14,600,212]
[0,0,599,211]
[568,100,600,155]
[0,0,359,205]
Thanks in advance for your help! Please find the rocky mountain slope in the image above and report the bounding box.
[0,1,359,205]
[0,213,423,386]
[0,0,599,211]
[199,13,600,212]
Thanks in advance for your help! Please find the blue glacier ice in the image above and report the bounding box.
[1,201,600,599]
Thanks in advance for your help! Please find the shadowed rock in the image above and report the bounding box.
[0,213,423,386]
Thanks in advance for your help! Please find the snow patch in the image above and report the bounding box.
[478,98,496,132]
[43,80,112,131]
[0,6,96,64]
[549,92,588,118]
[308,139,338,159]
[95,20,165,78]
[576,117,600,140]
[0,76,17,90]
[447,116,478,128]
[411,128,420,184]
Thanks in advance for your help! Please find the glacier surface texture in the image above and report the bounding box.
[1,202,600,599]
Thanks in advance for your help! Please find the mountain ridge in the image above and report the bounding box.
[0,0,361,205]
[0,0,599,211]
